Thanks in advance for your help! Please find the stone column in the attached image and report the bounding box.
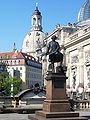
[78,47,84,92]
[61,30,64,45]
[66,52,70,88]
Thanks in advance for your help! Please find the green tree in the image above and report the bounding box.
[0,72,22,96]
[0,72,9,94]
[11,77,22,96]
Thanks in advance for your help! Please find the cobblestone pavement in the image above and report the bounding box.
[0,113,29,120]
[76,111,90,119]
[0,111,90,120]
[78,111,90,116]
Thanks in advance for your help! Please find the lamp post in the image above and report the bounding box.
[11,84,13,97]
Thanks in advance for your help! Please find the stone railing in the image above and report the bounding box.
[19,100,27,107]
[74,100,90,111]
[79,100,90,110]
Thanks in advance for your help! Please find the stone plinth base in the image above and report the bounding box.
[43,100,70,112]
[28,112,88,120]
[36,111,79,118]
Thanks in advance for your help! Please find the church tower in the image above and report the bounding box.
[31,4,42,31]
[22,4,45,61]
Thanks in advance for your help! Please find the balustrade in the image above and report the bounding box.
[74,100,90,110]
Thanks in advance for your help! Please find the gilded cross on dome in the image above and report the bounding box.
[36,2,38,9]
[36,2,38,7]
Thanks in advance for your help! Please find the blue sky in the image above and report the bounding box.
[0,0,85,52]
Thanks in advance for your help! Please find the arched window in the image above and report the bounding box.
[26,40,29,47]
[33,18,36,25]
[38,18,40,25]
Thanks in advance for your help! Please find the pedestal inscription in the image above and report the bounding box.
[54,79,64,88]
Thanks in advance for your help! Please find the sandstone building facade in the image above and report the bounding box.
[0,50,42,90]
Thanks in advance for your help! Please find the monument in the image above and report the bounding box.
[28,35,88,120]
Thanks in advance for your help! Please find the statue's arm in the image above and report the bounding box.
[45,43,50,55]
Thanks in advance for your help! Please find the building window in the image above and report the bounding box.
[20,67,22,70]
[36,32,40,36]
[12,61,15,65]
[38,18,40,25]
[16,67,18,70]
[33,18,36,25]
[0,56,2,59]
[20,73,22,77]
[14,60,16,64]
[16,60,20,64]
[10,61,12,65]
[26,40,29,47]
[6,61,8,63]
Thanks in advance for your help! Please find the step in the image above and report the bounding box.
[28,114,88,120]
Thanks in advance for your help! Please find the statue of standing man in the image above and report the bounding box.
[45,35,63,72]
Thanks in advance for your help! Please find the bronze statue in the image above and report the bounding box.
[45,35,63,72]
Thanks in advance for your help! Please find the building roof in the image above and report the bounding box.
[0,51,34,60]
[32,6,41,16]
[0,51,42,68]
[78,0,90,23]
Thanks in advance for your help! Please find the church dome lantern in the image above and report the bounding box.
[31,5,42,31]
[32,7,41,16]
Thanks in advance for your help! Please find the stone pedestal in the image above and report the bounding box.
[42,73,70,112]
[28,69,88,120]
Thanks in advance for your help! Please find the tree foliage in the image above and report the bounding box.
[0,72,22,96]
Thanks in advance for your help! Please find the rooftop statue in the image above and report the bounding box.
[45,35,63,72]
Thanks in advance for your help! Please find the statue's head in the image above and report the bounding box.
[51,35,57,41]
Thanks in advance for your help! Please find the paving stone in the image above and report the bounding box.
[0,113,29,120]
